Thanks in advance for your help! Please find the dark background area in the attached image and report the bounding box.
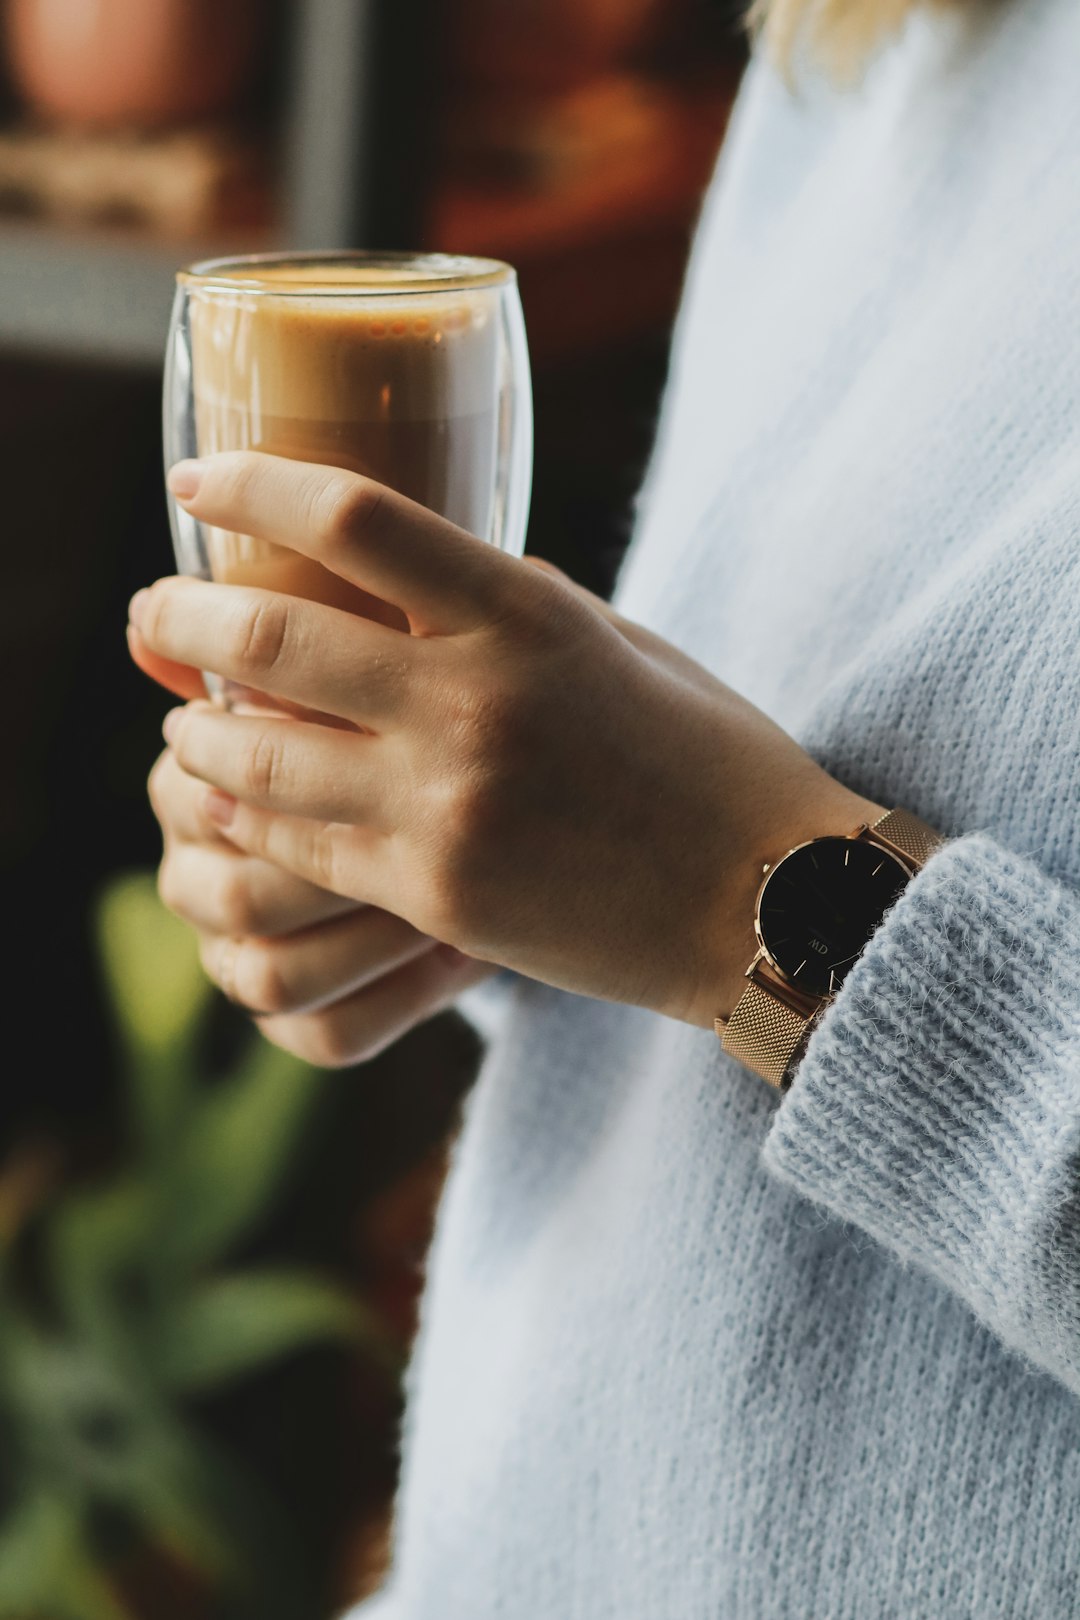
[0,1,746,1612]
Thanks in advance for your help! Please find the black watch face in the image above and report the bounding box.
[757,837,909,997]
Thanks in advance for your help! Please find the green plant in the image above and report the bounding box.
[0,874,395,1620]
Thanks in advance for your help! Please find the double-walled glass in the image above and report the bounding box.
[164,251,532,698]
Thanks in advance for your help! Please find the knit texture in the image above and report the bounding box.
[765,834,1080,1400]
[348,1,1080,1613]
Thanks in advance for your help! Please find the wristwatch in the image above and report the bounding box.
[715,807,942,1091]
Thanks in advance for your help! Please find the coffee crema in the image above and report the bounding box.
[188,260,504,625]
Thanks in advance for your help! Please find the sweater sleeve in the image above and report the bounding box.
[761,831,1080,1398]
[340,1594,395,1620]
[456,968,520,1048]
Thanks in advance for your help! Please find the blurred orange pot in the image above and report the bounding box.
[4,0,261,129]
[456,0,665,91]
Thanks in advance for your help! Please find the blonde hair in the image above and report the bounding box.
[747,0,955,80]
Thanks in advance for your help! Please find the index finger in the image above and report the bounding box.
[167,451,528,635]
[130,576,418,728]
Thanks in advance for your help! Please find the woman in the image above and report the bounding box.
[129,0,1080,1612]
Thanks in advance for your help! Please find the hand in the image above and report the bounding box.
[131,451,882,1031]
[147,745,494,1068]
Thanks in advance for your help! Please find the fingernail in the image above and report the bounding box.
[205,789,236,827]
[128,588,150,629]
[167,460,204,502]
[162,708,183,744]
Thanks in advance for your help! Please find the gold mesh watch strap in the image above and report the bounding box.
[716,805,943,1090]
[869,807,941,870]
[719,980,813,1091]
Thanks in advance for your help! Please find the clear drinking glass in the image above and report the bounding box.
[163,251,532,702]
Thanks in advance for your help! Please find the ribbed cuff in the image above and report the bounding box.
[762,833,1080,1386]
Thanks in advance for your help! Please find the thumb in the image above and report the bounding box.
[523,553,620,621]
[523,554,645,642]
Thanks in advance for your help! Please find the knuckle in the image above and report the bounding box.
[444,692,522,829]
[243,729,283,802]
[416,698,524,941]
[213,868,259,937]
[450,675,527,768]
[318,476,385,552]
[301,821,346,895]
[523,555,563,578]
[235,594,291,676]
[232,940,291,1015]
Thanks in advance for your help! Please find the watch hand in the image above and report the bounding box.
[802,871,847,925]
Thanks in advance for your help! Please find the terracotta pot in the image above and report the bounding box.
[4,0,262,130]
[456,0,665,91]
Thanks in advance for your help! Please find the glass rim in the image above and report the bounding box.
[176,250,516,298]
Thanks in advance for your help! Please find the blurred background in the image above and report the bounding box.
[0,2,746,1615]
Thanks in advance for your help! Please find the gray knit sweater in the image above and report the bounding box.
[351,1,1080,1613]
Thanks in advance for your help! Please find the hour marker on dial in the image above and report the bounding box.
[756,835,909,998]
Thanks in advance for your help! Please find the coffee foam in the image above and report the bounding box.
[189,281,499,424]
